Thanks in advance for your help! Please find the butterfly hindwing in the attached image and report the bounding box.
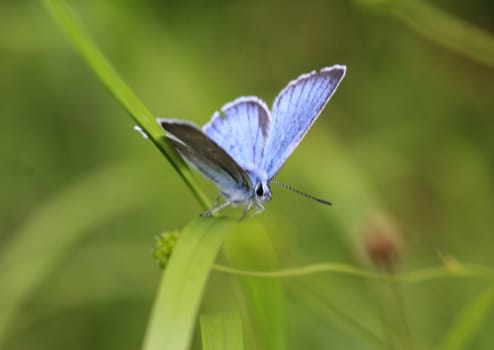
[262,65,346,178]
[203,97,271,179]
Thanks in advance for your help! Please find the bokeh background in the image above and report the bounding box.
[1,0,494,349]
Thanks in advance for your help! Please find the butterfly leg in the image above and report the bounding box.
[250,202,265,217]
[200,194,222,217]
[240,198,265,218]
[239,200,254,220]
[200,194,231,217]
[211,194,223,208]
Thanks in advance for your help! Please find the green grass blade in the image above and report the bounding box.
[223,221,285,350]
[142,218,234,350]
[41,0,210,210]
[0,161,155,347]
[200,311,244,350]
[439,283,494,350]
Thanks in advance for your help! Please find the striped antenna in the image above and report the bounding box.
[270,180,332,206]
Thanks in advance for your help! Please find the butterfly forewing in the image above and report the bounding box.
[159,119,252,194]
[203,97,271,177]
[262,65,346,178]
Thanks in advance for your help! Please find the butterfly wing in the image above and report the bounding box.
[262,65,346,178]
[158,119,253,197]
[203,97,271,179]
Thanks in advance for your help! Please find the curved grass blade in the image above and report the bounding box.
[41,0,210,210]
[142,218,234,350]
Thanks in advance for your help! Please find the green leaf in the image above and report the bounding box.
[142,218,234,350]
[200,311,244,350]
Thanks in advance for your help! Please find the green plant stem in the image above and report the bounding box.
[41,0,210,210]
[211,262,494,283]
[376,265,414,350]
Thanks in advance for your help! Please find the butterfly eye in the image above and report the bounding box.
[255,184,264,197]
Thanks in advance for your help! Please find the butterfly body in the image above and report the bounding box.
[159,65,346,217]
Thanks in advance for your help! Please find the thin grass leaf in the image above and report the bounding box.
[0,161,155,347]
[41,0,210,210]
[200,311,244,350]
[142,218,233,350]
[439,283,494,350]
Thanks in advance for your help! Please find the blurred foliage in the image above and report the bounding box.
[200,311,244,350]
[1,0,494,349]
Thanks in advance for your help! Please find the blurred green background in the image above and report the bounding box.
[1,0,494,349]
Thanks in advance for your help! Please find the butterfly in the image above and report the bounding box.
[158,65,346,217]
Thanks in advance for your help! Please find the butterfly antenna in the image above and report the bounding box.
[270,180,332,206]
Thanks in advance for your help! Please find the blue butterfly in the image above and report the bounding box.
[159,65,346,217]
